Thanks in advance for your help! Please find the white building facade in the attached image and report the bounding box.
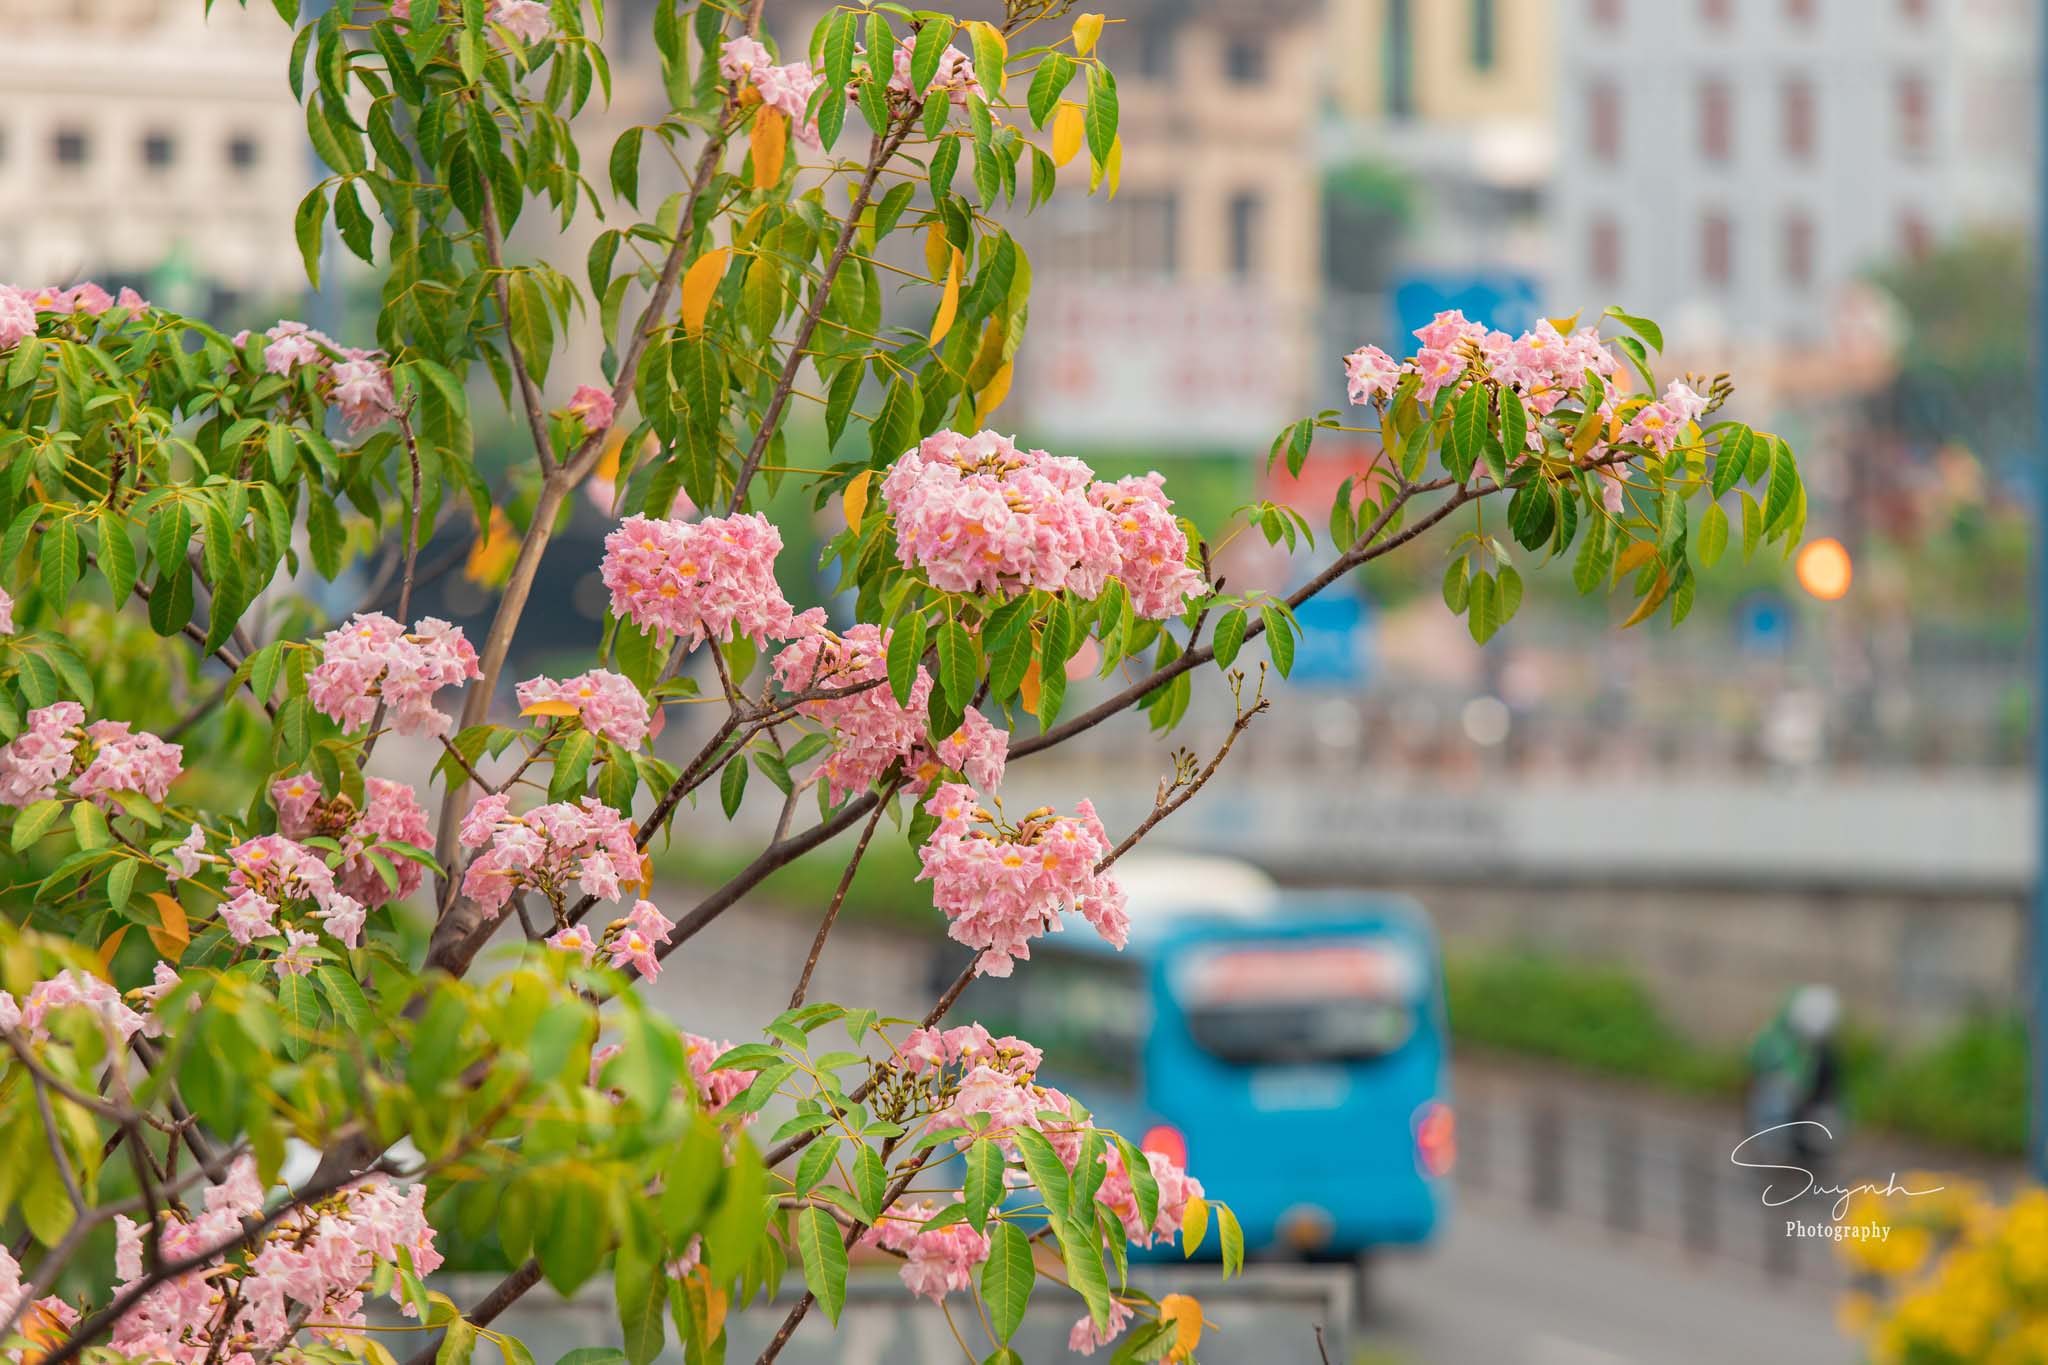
[1553,0,2037,350]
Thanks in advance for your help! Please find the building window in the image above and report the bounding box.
[1591,0,1623,25]
[1701,0,1733,23]
[1701,210,1733,286]
[1782,211,1813,285]
[1785,0,1815,19]
[1223,35,1266,85]
[1901,0,1928,17]
[1782,77,1814,159]
[1589,82,1621,161]
[141,131,175,169]
[1471,0,1498,70]
[1228,191,1261,278]
[1698,78,1732,160]
[227,135,260,172]
[1899,210,1931,260]
[52,127,90,167]
[1896,74,1930,157]
[1384,0,1415,117]
[1589,214,1622,285]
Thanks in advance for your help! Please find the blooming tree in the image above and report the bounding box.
[0,0,1807,1361]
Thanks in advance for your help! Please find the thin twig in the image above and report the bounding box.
[788,779,898,1009]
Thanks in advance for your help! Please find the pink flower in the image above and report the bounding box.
[684,1032,756,1112]
[0,701,81,805]
[63,283,115,315]
[70,720,183,811]
[330,353,396,434]
[457,795,641,919]
[488,0,553,42]
[546,924,597,963]
[915,784,1128,977]
[1068,1298,1136,1355]
[116,286,148,312]
[603,899,675,979]
[1097,1145,1204,1247]
[307,613,480,738]
[220,888,279,945]
[516,669,651,749]
[888,34,983,109]
[1620,380,1709,455]
[1089,473,1206,619]
[165,824,208,881]
[600,512,804,652]
[0,286,35,350]
[1344,344,1401,405]
[863,1201,992,1302]
[719,36,826,145]
[15,969,147,1043]
[566,384,615,434]
[273,772,431,906]
[274,925,321,978]
[881,429,1121,600]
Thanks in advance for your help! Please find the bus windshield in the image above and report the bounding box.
[1173,939,1425,1066]
[951,949,1149,1092]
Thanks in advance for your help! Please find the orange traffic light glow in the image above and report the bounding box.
[1795,537,1853,601]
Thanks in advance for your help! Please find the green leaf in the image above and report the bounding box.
[1059,1222,1113,1330]
[982,1221,1034,1343]
[106,858,137,913]
[719,754,748,818]
[1712,426,1751,499]
[1211,607,1246,669]
[548,729,597,802]
[1084,64,1118,166]
[1026,51,1072,127]
[1498,562,1523,622]
[936,620,977,710]
[963,1138,1002,1231]
[886,610,928,707]
[1259,603,1294,677]
[11,799,63,851]
[610,125,643,207]
[1441,557,1470,614]
[294,187,329,288]
[795,1205,848,1325]
[1217,1202,1245,1277]
[1741,490,1764,562]
[39,518,80,610]
[1498,385,1528,463]
[314,965,374,1035]
[97,510,136,607]
[1466,570,1501,644]
[615,1242,667,1365]
[1448,383,1486,482]
[909,16,955,94]
[1698,500,1729,567]
[1764,439,1799,536]
[1603,306,1664,353]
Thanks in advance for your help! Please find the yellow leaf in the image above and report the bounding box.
[750,107,787,189]
[1181,1196,1209,1256]
[924,222,951,281]
[95,925,128,980]
[1018,658,1042,714]
[929,248,963,347]
[147,891,188,961]
[972,361,1014,429]
[639,854,654,895]
[1157,1293,1204,1361]
[1547,312,1581,334]
[691,1267,730,1342]
[1090,134,1122,197]
[1050,101,1085,166]
[1621,570,1671,628]
[520,698,582,719]
[842,470,873,535]
[965,20,1008,93]
[1071,11,1105,55]
[680,247,731,336]
[1611,540,1658,581]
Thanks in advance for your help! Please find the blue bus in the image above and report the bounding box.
[938,856,1454,1268]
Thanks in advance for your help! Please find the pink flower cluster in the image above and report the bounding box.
[272,772,433,906]
[1098,1144,1205,1248]
[881,430,1202,619]
[306,612,481,738]
[899,1021,1043,1078]
[488,0,551,41]
[0,586,13,634]
[458,793,642,918]
[917,784,1129,977]
[517,668,652,748]
[1070,1299,1139,1356]
[70,719,184,810]
[719,35,826,146]
[0,1243,79,1348]
[231,319,397,435]
[547,898,674,981]
[888,34,983,109]
[770,622,1007,803]
[0,281,148,349]
[685,1030,757,1112]
[1348,309,1633,418]
[103,1156,442,1362]
[224,832,368,952]
[865,1201,992,1302]
[1621,379,1710,455]
[600,512,804,652]
[566,383,615,434]
[0,701,82,805]
[0,702,183,811]
[0,968,148,1044]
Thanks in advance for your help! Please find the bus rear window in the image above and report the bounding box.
[1174,939,1426,1066]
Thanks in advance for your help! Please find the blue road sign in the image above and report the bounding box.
[1392,272,1544,347]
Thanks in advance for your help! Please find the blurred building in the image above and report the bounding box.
[1009,0,1325,450]
[1553,0,2037,351]
[0,0,306,308]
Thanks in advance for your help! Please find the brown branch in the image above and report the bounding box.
[477,186,557,473]
[788,778,898,1009]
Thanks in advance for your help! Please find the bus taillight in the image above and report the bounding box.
[1414,1101,1455,1178]
[1141,1124,1188,1169]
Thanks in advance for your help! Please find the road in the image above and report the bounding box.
[626,903,1865,1363]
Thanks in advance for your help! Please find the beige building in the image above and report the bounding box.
[0,0,308,304]
[1010,0,1326,447]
